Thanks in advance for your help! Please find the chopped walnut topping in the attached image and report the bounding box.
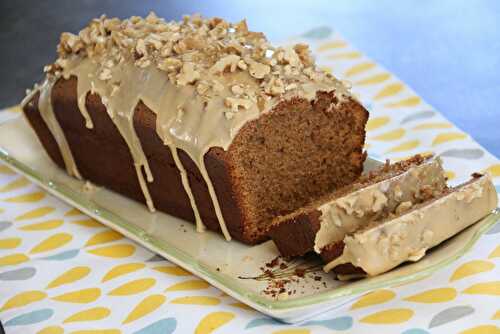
[210,55,240,74]
[231,84,244,95]
[395,201,412,215]
[293,44,314,66]
[264,77,285,96]
[177,62,199,85]
[224,97,252,113]
[246,57,270,79]
[282,47,301,67]
[51,12,350,113]
[157,57,182,72]
[135,39,148,56]
[98,68,112,81]
[196,80,210,95]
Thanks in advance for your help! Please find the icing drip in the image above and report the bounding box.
[76,91,94,129]
[62,57,247,240]
[34,79,82,180]
[64,58,155,212]
[170,146,204,232]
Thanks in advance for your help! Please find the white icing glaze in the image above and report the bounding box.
[30,79,82,180]
[324,175,498,276]
[314,158,446,252]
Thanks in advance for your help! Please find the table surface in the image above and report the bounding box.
[1,0,499,156]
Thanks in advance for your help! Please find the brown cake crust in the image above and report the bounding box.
[23,75,368,244]
[268,210,321,257]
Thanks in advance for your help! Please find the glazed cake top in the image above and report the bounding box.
[48,12,351,119]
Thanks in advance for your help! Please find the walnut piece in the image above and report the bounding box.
[177,62,200,86]
[209,55,241,74]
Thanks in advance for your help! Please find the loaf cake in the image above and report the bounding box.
[268,155,447,257]
[322,174,498,276]
[21,13,368,244]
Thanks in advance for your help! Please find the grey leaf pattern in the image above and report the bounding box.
[147,254,166,262]
[428,305,474,328]
[439,149,484,160]
[301,26,333,39]
[0,221,12,232]
[486,221,500,235]
[401,111,436,124]
[0,267,36,281]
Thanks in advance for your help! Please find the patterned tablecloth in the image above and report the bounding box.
[0,27,499,334]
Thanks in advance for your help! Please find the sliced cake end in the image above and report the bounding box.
[323,174,498,276]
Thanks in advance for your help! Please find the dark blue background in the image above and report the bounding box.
[1,0,498,156]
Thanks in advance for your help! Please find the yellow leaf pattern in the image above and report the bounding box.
[123,294,166,324]
[404,287,457,303]
[485,163,500,177]
[0,290,47,311]
[432,132,468,146]
[102,263,146,282]
[351,290,396,310]
[327,51,362,60]
[463,281,500,296]
[354,73,391,86]
[65,208,83,216]
[445,170,456,181]
[4,191,45,203]
[171,296,220,305]
[366,116,390,132]
[37,326,64,334]
[47,266,91,289]
[195,311,235,334]
[460,325,500,334]
[87,244,135,258]
[64,307,111,323]
[71,218,103,228]
[316,40,347,51]
[345,62,376,77]
[0,165,15,175]
[30,233,73,254]
[0,253,29,267]
[0,237,21,249]
[71,330,121,334]
[0,177,30,192]
[52,288,101,303]
[318,66,332,74]
[15,206,55,221]
[360,308,414,324]
[489,245,500,258]
[20,219,63,231]
[386,139,420,153]
[108,278,156,296]
[450,260,495,281]
[384,96,421,108]
[153,265,191,276]
[165,280,210,292]
[373,83,405,100]
[372,128,406,141]
[85,230,124,247]
[229,302,254,311]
